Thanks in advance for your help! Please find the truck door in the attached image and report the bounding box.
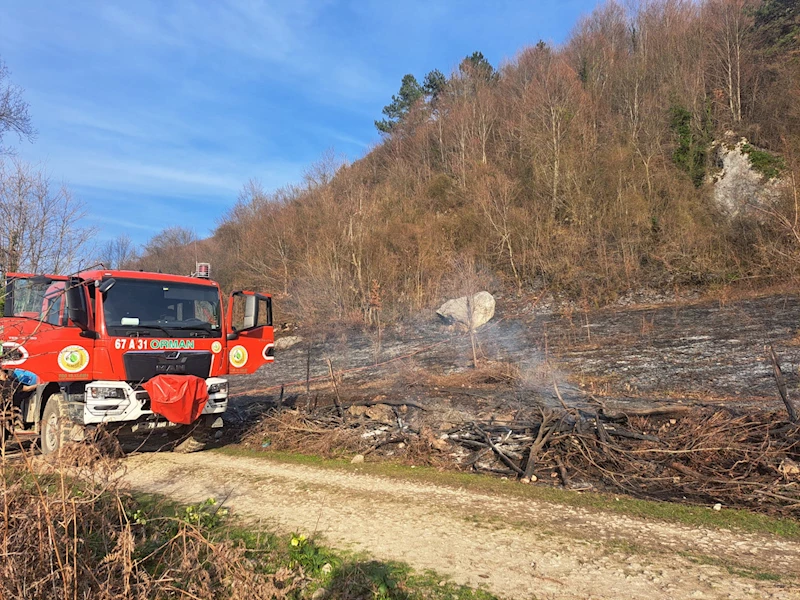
[1,274,94,382]
[224,291,274,374]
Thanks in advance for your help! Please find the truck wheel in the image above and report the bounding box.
[40,394,71,456]
[173,426,208,453]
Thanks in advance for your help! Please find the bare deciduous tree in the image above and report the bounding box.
[135,226,198,276]
[476,173,523,294]
[0,159,93,274]
[705,0,754,124]
[97,233,138,269]
[0,58,35,153]
[231,180,297,296]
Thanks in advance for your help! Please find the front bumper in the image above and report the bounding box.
[68,377,228,426]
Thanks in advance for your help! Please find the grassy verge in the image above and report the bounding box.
[681,552,784,582]
[216,447,800,540]
[133,492,498,600]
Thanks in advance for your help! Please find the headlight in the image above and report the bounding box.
[208,381,228,395]
[89,386,125,399]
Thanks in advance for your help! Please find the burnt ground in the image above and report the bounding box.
[227,292,800,420]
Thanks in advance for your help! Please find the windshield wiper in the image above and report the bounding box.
[172,322,215,331]
[123,324,173,337]
[171,323,217,337]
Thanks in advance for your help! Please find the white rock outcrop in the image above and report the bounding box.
[436,291,495,329]
[712,137,782,218]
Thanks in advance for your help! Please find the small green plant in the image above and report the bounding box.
[127,508,148,525]
[288,533,339,574]
[741,143,785,179]
[181,497,229,529]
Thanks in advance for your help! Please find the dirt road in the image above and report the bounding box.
[122,451,800,600]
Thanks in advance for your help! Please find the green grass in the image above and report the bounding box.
[215,447,800,540]
[682,553,784,582]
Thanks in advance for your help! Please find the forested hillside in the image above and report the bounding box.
[133,0,800,323]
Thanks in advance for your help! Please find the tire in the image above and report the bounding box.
[1,403,21,443]
[40,394,72,456]
[173,426,208,453]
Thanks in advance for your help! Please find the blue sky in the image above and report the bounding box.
[1,0,599,246]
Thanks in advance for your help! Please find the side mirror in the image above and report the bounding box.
[98,277,116,294]
[226,332,239,341]
[67,305,88,328]
[67,278,89,330]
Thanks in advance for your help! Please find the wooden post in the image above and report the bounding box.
[769,346,799,423]
[326,358,344,419]
[305,342,312,395]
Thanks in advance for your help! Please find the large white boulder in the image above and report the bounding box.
[436,291,495,329]
[274,335,302,350]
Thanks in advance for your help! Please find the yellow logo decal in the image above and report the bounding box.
[211,341,222,354]
[229,345,248,369]
[58,345,90,373]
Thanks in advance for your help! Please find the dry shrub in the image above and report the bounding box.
[244,409,368,457]
[0,437,302,599]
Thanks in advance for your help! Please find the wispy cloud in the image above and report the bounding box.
[0,0,596,245]
[87,214,163,233]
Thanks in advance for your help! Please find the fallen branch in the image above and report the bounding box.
[601,405,693,421]
[476,425,524,476]
[522,410,554,482]
[364,435,408,455]
[606,429,660,442]
[343,399,426,411]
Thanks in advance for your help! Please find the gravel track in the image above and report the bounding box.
[122,452,800,600]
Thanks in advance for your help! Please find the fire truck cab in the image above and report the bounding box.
[0,267,274,454]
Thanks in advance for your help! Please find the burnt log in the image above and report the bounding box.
[475,425,524,476]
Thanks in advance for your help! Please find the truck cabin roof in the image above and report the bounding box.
[76,269,220,288]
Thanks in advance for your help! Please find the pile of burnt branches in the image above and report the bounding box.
[447,404,800,514]
[245,395,800,515]
[240,396,450,465]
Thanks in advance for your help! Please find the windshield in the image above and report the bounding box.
[103,278,221,338]
[7,278,65,325]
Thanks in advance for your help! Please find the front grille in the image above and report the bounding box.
[123,351,212,383]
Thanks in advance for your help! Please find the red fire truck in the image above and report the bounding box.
[0,266,273,454]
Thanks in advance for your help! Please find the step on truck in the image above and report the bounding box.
[0,265,274,454]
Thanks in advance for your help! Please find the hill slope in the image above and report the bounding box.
[136,0,800,323]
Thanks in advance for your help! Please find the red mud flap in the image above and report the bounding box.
[143,375,209,425]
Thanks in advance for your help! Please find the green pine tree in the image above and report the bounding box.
[375,74,424,133]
